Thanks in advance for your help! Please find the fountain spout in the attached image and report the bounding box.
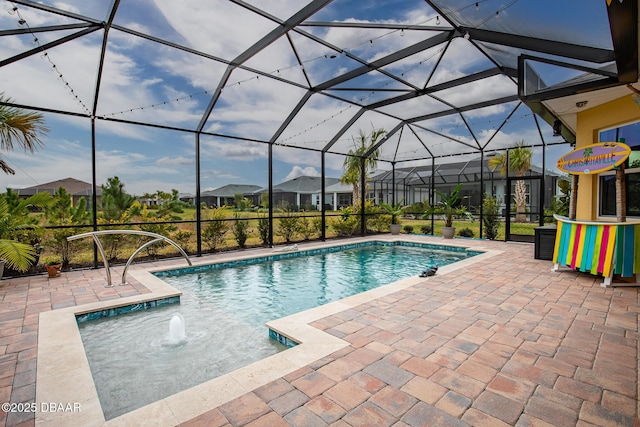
[169,314,185,342]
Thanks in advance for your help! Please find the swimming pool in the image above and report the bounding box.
[78,241,477,419]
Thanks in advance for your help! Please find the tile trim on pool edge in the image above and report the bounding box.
[36,236,502,427]
[75,295,181,323]
[153,239,479,278]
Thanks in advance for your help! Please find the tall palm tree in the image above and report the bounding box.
[0,93,48,174]
[489,140,533,222]
[340,128,385,207]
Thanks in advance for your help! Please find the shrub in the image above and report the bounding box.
[361,203,387,233]
[172,230,192,252]
[233,193,253,211]
[96,220,133,262]
[406,201,428,216]
[298,216,311,240]
[482,195,500,240]
[553,179,571,217]
[257,215,270,245]
[275,200,291,212]
[403,225,414,234]
[202,208,227,251]
[546,182,570,223]
[420,225,432,234]
[96,200,140,261]
[368,213,390,233]
[232,213,250,248]
[458,227,474,238]
[543,207,556,224]
[301,201,315,211]
[44,188,90,268]
[331,207,359,236]
[312,217,324,237]
[137,205,177,257]
[276,210,300,243]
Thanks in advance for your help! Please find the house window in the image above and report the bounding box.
[598,121,640,218]
[337,194,351,208]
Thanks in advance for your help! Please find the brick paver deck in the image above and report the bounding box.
[0,237,638,426]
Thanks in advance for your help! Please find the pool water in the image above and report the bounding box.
[78,243,472,419]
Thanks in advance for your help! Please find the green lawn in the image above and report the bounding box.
[399,217,538,240]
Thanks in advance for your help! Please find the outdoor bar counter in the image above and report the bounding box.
[552,214,640,287]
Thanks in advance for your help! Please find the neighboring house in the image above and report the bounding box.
[178,193,195,206]
[370,157,567,216]
[271,176,342,210]
[137,192,189,207]
[201,177,352,210]
[324,181,354,210]
[201,184,263,208]
[138,195,159,206]
[11,177,101,207]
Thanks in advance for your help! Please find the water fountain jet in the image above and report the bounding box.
[168,314,185,343]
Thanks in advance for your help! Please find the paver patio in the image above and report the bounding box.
[0,236,638,426]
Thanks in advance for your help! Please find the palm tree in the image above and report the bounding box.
[340,127,385,207]
[0,93,48,174]
[489,140,533,222]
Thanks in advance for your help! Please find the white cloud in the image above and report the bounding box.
[480,128,542,152]
[153,0,278,59]
[200,139,268,161]
[284,166,320,181]
[429,75,515,117]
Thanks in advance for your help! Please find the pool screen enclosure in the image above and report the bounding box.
[0,0,637,253]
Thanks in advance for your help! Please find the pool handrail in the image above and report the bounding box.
[67,230,192,287]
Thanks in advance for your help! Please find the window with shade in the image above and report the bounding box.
[598,121,640,217]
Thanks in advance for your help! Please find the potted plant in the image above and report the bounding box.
[380,200,405,235]
[45,259,62,278]
[427,184,473,239]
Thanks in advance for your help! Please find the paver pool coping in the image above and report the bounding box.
[36,236,502,426]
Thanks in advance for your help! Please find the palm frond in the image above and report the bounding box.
[0,239,35,272]
[0,93,48,161]
[0,155,15,175]
[21,190,53,208]
[488,140,532,177]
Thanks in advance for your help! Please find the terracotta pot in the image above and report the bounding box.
[46,264,61,278]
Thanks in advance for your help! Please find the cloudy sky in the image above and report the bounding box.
[0,0,608,195]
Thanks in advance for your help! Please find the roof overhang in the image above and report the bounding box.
[519,0,638,143]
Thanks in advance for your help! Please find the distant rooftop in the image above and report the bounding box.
[202,184,263,198]
[272,176,341,193]
[11,178,101,197]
